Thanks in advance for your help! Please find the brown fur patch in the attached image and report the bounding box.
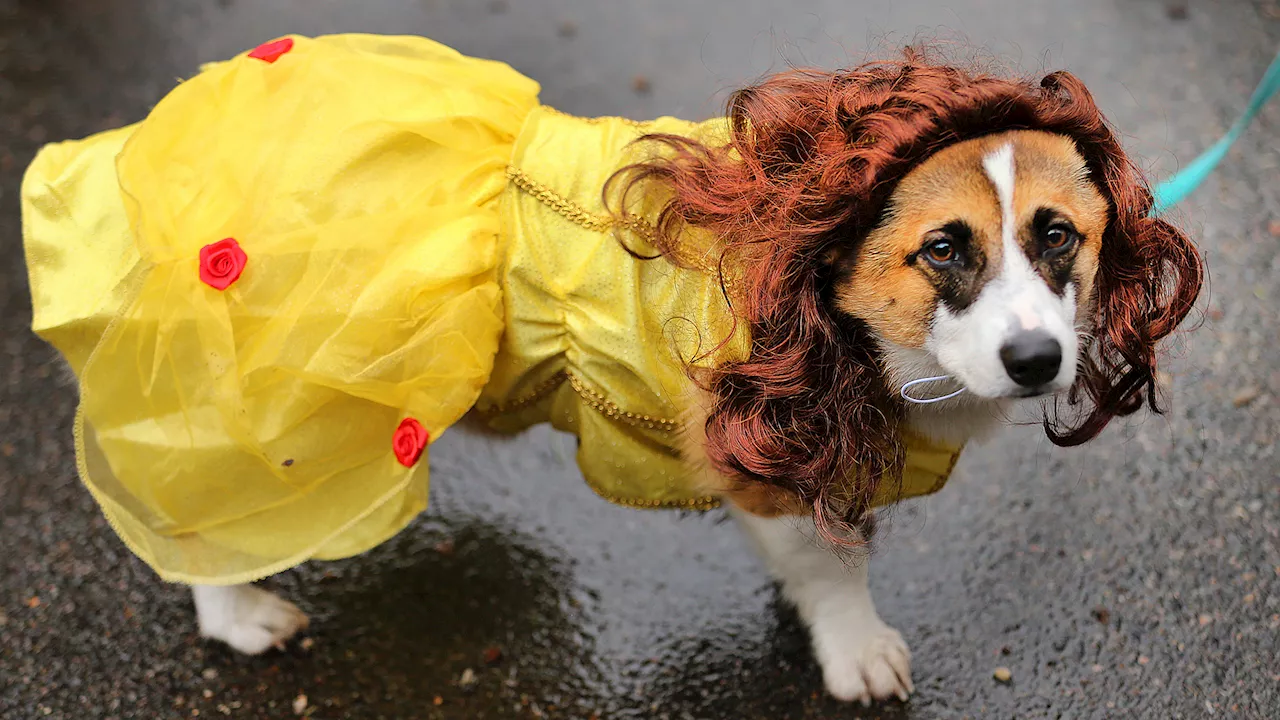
[720,483,810,516]
[1007,133,1107,307]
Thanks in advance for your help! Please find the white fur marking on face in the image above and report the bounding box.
[982,144,1017,244]
[923,142,1081,398]
[984,145,1045,330]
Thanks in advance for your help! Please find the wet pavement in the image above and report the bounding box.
[1,0,1278,718]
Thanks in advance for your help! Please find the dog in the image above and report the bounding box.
[21,35,1202,705]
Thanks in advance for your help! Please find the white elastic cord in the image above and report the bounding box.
[900,375,966,404]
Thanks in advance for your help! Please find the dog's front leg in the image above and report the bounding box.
[191,584,309,655]
[732,508,912,705]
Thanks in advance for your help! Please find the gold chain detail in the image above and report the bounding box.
[504,166,731,286]
[540,105,649,128]
[472,370,568,418]
[475,368,679,432]
[505,166,612,233]
[566,373,679,432]
[499,156,724,511]
[932,448,963,495]
[474,369,719,510]
[582,483,721,511]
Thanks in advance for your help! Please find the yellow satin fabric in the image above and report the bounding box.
[487,108,962,508]
[22,34,961,585]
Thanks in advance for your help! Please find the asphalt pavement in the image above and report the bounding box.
[1,1,1278,718]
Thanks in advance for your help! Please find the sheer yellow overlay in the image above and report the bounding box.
[22,35,960,585]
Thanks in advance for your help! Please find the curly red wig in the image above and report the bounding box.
[608,49,1203,542]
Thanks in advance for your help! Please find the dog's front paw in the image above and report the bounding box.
[193,584,309,655]
[813,619,913,705]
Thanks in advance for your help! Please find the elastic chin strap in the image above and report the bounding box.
[900,375,966,404]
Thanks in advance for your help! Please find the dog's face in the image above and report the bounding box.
[835,130,1110,400]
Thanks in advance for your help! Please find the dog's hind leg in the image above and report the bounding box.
[732,508,913,705]
[191,584,309,655]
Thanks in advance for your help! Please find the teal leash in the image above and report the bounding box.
[1151,49,1280,215]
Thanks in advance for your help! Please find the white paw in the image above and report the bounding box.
[192,584,309,655]
[814,620,914,705]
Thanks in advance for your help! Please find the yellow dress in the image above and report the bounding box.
[22,35,961,585]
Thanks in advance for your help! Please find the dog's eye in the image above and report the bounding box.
[1041,223,1079,256]
[923,238,960,267]
[915,221,971,270]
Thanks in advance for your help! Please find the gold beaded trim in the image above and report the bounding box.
[503,166,730,285]
[540,105,649,128]
[472,370,569,418]
[932,446,963,495]
[474,369,719,510]
[474,368,679,431]
[583,485,721,511]
[499,158,726,511]
[566,373,679,432]
[505,166,613,233]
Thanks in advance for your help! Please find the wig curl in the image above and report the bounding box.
[607,48,1203,544]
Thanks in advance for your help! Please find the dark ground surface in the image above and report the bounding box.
[1,1,1278,718]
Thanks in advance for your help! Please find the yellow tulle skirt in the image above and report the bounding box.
[22,35,540,584]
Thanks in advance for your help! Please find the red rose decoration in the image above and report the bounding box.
[198,238,248,291]
[248,37,294,63]
[392,418,429,467]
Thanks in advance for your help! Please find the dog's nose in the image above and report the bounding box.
[1000,330,1062,388]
